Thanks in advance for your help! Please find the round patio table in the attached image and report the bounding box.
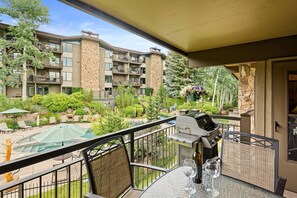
[140,167,281,198]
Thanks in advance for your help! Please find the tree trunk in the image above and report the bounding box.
[212,72,219,107]
[22,61,27,101]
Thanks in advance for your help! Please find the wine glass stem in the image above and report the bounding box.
[211,177,214,191]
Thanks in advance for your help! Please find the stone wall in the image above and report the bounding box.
[146,54,163,95]
[80,39,100,91]
[238,63,256,132]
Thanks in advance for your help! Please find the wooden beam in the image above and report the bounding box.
[188,35,297,67]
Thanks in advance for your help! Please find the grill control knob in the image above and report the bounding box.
[218,134,222,138]
[210,140,215,144]
[214,136,219,141]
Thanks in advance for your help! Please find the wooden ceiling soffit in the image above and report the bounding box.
[188,35,297,67]
[60,0,187,55]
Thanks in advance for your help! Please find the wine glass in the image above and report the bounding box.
[205,159,220,196]
[183,159,196,195]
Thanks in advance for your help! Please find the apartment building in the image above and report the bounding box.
[0,23,166,98]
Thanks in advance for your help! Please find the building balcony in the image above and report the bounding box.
[38,42,62,54]
[112,55,129,63]
[129,69,142,75]
[112,68,128,74]
[0,115,247,197]
[27,75,63,84]
[130,57,144,64]
[43,62,63,69]
[112,80,129,86]
[130,81,140,86]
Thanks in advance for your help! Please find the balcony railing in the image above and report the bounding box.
[43,62,63,69]
[38,43,62,53]
[130,57,144,64]
[0,114,248,197]
[129,69,142,75]
[112,67,128,74]
[0,117,177,197]
[130,81,140,86]
[27,75,63,84]
[112,80,129,86]
[112,55,129,62]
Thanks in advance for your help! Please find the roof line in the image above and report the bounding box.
[60,0,187,56]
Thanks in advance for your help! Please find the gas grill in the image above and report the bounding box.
[168,112,221,164]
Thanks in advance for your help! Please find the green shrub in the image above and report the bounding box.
[134,104,144,117]
[177,101,197,110]
[92,110,129,136]
[1,118,18,129]
[72,87,83,93]
[31,94,43,105]
[0,94,9,111]
[115,93,137,109]
[21,99,34,112]
[124,106,136,118]
[42,93,84,112]
[75,108,85,115]
[145,87,153,96]
[9,98,22,109]
[88,101,107,115]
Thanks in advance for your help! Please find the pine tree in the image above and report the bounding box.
[165,51,199,97]
[0,0,54,101]
[146,96,155,122]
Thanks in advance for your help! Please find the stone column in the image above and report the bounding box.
[80,38,100,92]
[146,53,163,96]
[238,63,256,132]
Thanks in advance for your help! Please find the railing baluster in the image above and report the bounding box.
[68,165,71,198]
[80,161,83,198]
[130,133,135,187]
[39,176,42,198]
[54,170,58,198]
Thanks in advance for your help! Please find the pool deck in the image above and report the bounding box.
[0,123,91,186]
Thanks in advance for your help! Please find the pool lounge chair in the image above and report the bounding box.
[82,115,91,122]
[49,117,56,125]
[73,115,80,122]
[17,121,33,130]
[60,116,68,123]
[0,123,13,133]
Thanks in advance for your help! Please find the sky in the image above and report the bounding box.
[0,0,168,53]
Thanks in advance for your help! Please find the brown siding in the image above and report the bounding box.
[72,43,81,87]
[146,54,163,95]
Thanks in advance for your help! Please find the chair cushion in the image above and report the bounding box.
[124,189,143,198]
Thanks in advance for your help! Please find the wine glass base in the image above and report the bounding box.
[206,188,219,197]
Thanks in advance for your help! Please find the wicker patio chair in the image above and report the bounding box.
[221,131,286,196]
[17,121,33,130]
[0,123,13,133]
[83,135,168,198]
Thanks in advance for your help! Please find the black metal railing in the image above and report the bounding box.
[210,114,241,133]
[0,117,176,197]
[0,114,245,197]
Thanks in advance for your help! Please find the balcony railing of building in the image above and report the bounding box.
[112,67,128,74]
[43,62,63,69]
[129,69,142,75]
[112,55,129,63]
[38,42,62,54]
[27,75,63,84]
[130,80,141,86]
[130,57,144,64]
[112,80,129,86]
[0,117,176,197]
[0,114,250,197]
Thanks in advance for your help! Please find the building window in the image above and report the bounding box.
[140,88,145,95]
[37,86,49,95]
[63,72,72,81]
[49,43,60,51]
[49,72,60,82]
[63,43,73,53]
[105,75,112,83]
[27,86,35,97]
[105,88,112,95]
[63,57,72,67]
[140,78,146,85]
[105,63,113,71]
[141,67,146,74]
[105,50,113,58]
[62,87,72,95]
